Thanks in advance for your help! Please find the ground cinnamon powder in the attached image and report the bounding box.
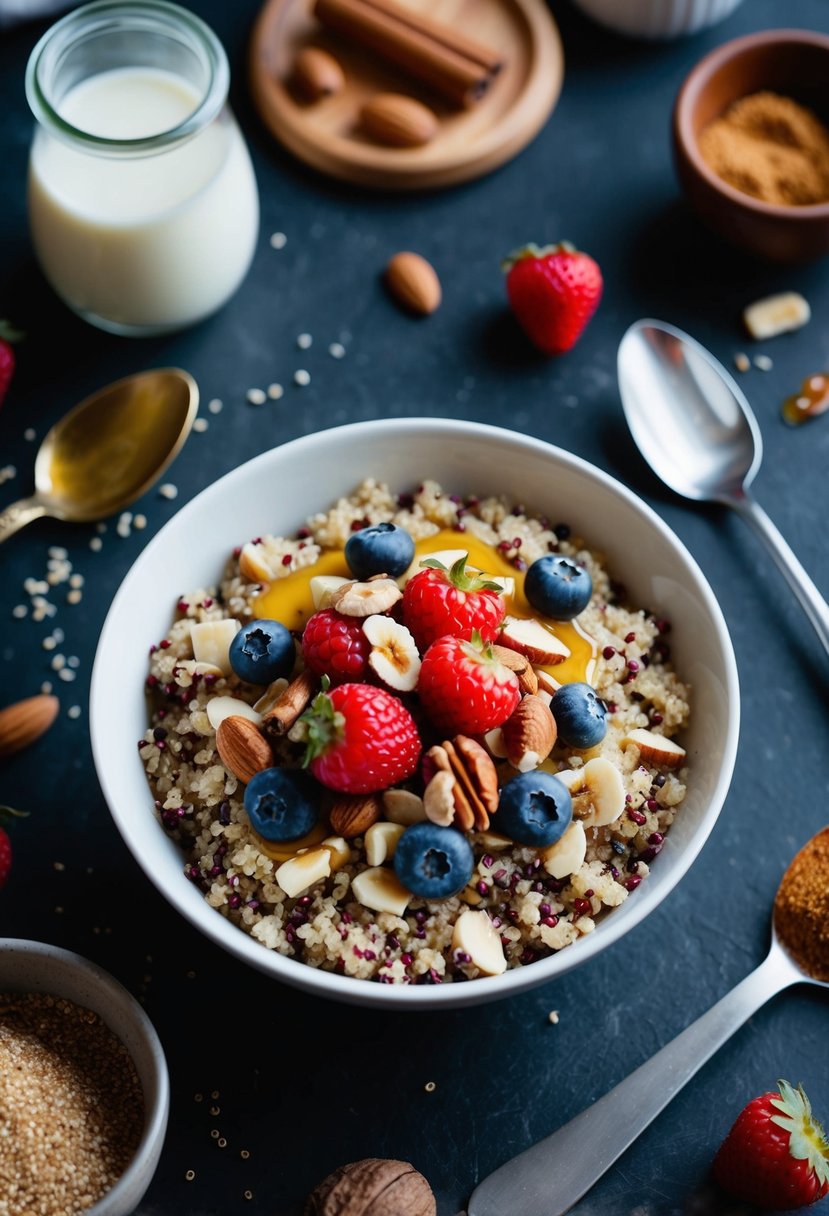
[774,826,829,982]
[699,91,829,206]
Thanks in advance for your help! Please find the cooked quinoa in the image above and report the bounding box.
[140,480,690,984]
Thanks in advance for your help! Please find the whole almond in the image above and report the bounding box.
[216,715,274,784]
[0,695,59,758]
[292,46,345,101]
[385,252,442,316]
[361,93,438,148]
[329,793,382,839]
[502,695,557,772]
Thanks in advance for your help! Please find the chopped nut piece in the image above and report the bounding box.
[743,291,810,340]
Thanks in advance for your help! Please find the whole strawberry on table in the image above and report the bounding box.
[503,242,603,355]
[713,1079,829,1210]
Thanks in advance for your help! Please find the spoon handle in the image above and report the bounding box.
[466,949,797,1216]
[731,490,829,659]
[0,496,49,543]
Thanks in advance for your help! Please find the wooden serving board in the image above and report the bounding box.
[249,0,564,190]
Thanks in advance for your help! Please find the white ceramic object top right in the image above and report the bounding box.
[569,0,745,39]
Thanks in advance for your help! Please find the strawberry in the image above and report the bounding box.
[0,322,24,409]
[402,555,505,653]
[503,242,603,355]
[300,681,421,794]
[713,1079,829,1210]
[301,608,371,685]
[0,807,28,889]
[417,632,520,736]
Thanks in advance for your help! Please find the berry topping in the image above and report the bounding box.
[402,554,505,651]
[345,522,416,580]
[229,618,295,685]
[300,681,421,794]
[494,771,573,847]
[301,608,371,684]
[394,822,474,900]
[243,767,319,841]
[551,682,607,749]
[502,242,603,355]
[417,632,520,737]
[524,554,593,620]
[713,1080,829,1210]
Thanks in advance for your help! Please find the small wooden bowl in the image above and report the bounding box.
[673,29,829,262]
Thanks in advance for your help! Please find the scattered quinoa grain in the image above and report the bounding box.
[208,398,223,414]
[185,1170,196,1181]
[159,484,178,500]
[69,573,84,588]
[67,589,83,604]
[424,1081,436,1093]
[23,427,36,441]
[267,383,284,400]
[754,354,774,371]
[244,1190,254,1201]
[40,681,53,694]
[269,231,287,249]
[133,514,147,530]
[193,418,209,433]
[246,388,266,405]
[328,342,346,359]
[89,536,103,552]
[294,369,311,387]
[12,604,27,619]
[240,1150,250,1160]
[68,705,82,720]
[297,333,312,349]
[58,668,76,683]
[548,1009,560,1025]
[734,352,751,372]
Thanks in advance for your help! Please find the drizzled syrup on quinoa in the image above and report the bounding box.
[255,528,597,685]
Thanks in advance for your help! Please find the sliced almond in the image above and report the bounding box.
[365,821,405,866]
[452,910,507,976]
[540,820,587,879]
[362,615,421,691]
[501,695,557,772]
[330,577,402,617]
[500,616,570,666]
[206,696,262,732]
[190,619,240,675]
[423,770,456,827]
[329,793,382,839]
[382,789,427,826]
[351,866,411,916]
[533,667,562,696]
[215,715,274,784]
[481,726,508,760]
[321,835,352,871]
[0,694,59,757]
[491,644,538,695]
[310,574,350,609]
[253,678,290,716]
[623,728,686,769]
[275,847,331,898]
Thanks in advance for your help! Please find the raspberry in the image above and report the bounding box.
[301,609,370,685]
[417,633,520,736]
[301,682,421,794]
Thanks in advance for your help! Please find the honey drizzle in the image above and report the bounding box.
[782,372,829,425]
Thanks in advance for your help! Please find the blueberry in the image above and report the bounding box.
[394,822,474,900]
[551,682,607,749]
[524,554,592,620]
[243,767,319,841]
[229,618,295,684]
[345,522,415,580]
[495,771,573,847]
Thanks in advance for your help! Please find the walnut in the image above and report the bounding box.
[305,1158,436,1215]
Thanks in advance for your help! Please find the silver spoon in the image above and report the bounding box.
[617,318,829,657]
[0,368,198,542]
[465,827,829,1216]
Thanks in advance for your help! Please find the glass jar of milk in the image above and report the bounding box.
[26,0,259,336]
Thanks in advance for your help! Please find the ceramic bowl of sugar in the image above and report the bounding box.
[90,418,739,1009]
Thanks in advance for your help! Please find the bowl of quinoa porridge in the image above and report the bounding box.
[90,419,739,1009]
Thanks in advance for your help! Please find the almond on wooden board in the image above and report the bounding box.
[360,92,438,148]
[292,46,345,101]
[385,251,442,316]
[0,695,59,757]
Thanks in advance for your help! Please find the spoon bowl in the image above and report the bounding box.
[0,368,198,541]
[617,318,829,657]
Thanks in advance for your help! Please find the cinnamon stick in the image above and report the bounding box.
[359,0,503,76]
[313,0,502,108]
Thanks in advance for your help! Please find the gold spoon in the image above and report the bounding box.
[0,368,198,542]
[466,828,829,1216]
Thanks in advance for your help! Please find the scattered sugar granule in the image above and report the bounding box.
[67,705,82,720]
[116,511,133,538]
[133,514,147,530]
[193,418,209,433]
[548,1010,560,1025]
[48,546,68,560]
[294,369,310,387]
[269,231,287,249]
[51,654,65,671]
[297,333,312,350]
[734,352,751,373]
[67,655,80,669]
[23,427,36,441]
[52,627,64,644]
[42,636,57,650]
[58,668,76,682]
[89,536,103,552]
[328,342,346,359]
[246,388,266,405]
[267,383,284,400]
[12,604,27,619]
[67,589,83,605]
[754,354,774,371]
[69,574,84,589]
[159,483,178,500]
[208,398,223,415]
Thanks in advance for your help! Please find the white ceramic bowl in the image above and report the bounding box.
[0,938,169,1215]
[570,0,744,40]
[91,419,739,1009]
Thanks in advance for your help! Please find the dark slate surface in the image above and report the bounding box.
[1,2,828,1213]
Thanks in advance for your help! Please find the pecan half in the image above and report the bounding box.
[261,670,318,737]
[423,735,499,831]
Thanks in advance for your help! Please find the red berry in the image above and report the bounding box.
[713,1080,829,1210]
[0,322,23,409]
[301,609,370,685]
[402,554,505,652]
[417,634,520,736]
[0,827,11,889]
[503,242,603,355]
[301,682,421,794]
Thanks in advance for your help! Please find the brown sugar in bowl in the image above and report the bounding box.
[673,29,829,262]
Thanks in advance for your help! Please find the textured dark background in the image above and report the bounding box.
[1,1,828,1213]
